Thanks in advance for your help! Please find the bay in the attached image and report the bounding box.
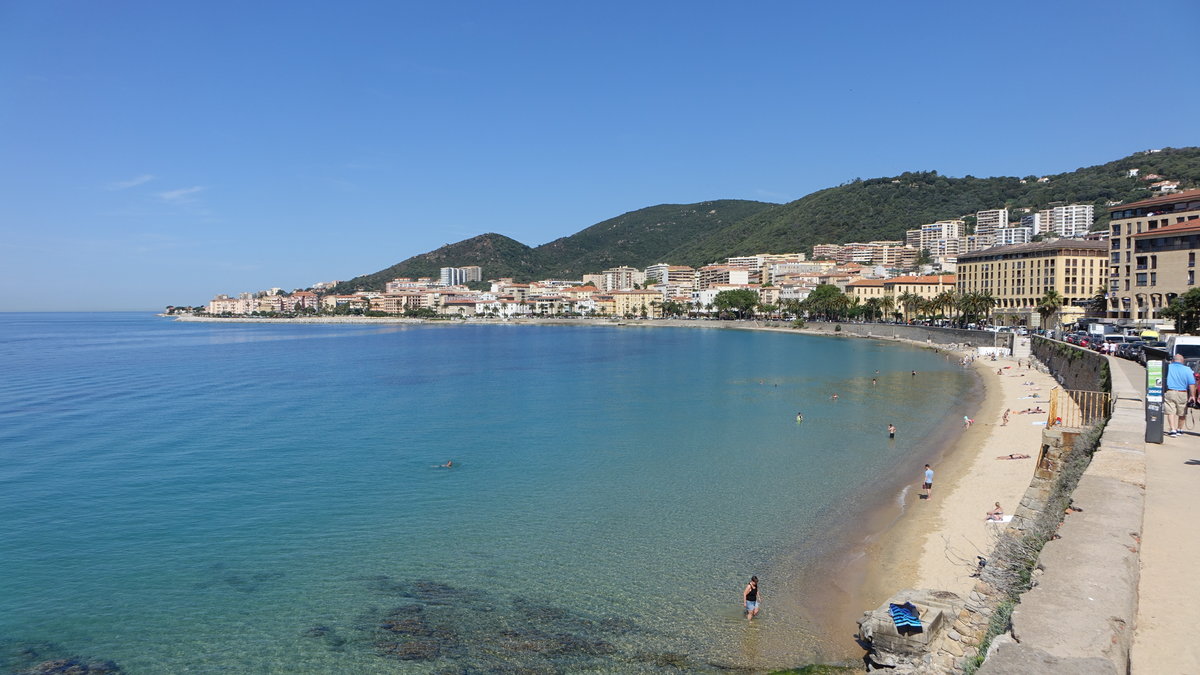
[0,313,974,672]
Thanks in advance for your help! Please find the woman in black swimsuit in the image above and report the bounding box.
[743,576,759,621]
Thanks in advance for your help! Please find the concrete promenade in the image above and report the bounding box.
[1128,356,1200,674]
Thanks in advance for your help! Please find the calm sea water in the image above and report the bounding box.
[0,314,974,673]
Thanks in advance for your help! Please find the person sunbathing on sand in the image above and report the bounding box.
[996,453,1031,460]
[986,502,1004,521]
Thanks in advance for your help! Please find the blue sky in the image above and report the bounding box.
[2,1,1197,310]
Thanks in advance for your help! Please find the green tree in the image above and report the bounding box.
[1087,289,1108,317]
[802,284,849,321]
[1036,289,1064,330]
[897,291,922,323]
[1161,288,1200,334]
[713,289,759,319]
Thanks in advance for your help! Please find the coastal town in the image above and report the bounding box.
[190,187,1200,332]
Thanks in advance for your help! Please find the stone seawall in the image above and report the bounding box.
[801,322,1013,352]
[1030,335,1112,393]
[979,346,1143,675]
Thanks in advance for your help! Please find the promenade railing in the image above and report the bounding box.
[1046,386,1111,430]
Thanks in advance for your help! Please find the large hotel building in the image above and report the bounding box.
[1107,189,1200,323]
[956,239,1108,327]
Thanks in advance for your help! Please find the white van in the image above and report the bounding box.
[1166,335,1200,373]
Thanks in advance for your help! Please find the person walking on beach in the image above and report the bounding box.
[1002,409,1010,426]
[743,576,760,621]
[922,464,933,499]
[1164,353,1198,437]
[888,423,896,439]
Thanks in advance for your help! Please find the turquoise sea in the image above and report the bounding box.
[0,314,976,673]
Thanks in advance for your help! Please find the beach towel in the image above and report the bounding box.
[1032,421,1047,426]
[987,515,1015,525]
[889,602,922,630]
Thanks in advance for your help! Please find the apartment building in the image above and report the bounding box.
[439,266,483,285]
[696,265,751,289]
[645,264,697,287]
[995,227,1033,246]
[957,240,1108,327]
[972,209,1008,251]
[1107,189,1200,323]
[812,244,842,260]
[611,289,662,317]
[601,266,645,291]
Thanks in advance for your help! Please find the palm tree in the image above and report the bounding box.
[898,292,922,323]
[880,295,896,323]
[933,290,958,324]
[864,297,882,322]
[1036,289,1064,331]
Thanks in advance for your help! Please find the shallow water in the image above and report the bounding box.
[0,314,973,672]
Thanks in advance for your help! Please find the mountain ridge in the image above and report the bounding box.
[331,147,1200,292]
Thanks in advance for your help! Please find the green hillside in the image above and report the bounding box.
[331,199,774,292]
[329,233,542,293]
[665,147,1200,265]
[535,199,774,277]
[330,147,1200,290]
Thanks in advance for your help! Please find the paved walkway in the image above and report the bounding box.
[1123,356,1200,674]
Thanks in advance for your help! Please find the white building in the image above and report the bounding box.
[995,226,1033,245]
[439,266,483,285]
[1048,204,1095,238]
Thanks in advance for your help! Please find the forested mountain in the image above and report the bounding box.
[664,147,1200,266]
[330,200,774,292]
[330,147,1200,290]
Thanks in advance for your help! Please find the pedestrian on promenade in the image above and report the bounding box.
[922,464,933,499]
[1164,354,1197,437]
[743,576,760,621]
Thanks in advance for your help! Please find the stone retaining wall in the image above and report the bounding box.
[802,322,1013,352]
[1030,336,1111,393]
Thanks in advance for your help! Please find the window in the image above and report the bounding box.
[1191,252,1196,268]
[1113,224,1121,236]
[1190,270,1195,286]
[1136,273,1148,286]
[1113,239,1121,249]
[1151,272,1157,286]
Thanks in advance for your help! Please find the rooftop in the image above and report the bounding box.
[1109,188,1200,213]
[958,239,1107,261]
[1131,217,1200,239]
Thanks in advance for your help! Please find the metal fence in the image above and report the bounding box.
[1046,387,1111,429]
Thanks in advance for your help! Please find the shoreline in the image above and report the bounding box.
[169,314,1030,668]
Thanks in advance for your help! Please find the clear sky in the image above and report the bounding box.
[2,1,1197,311]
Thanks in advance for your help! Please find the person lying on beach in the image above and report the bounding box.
[986,502,1004,521]
[996,453,1031,460]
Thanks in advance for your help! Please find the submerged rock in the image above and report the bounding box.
[377,639,440,661]
[15,658,123,675]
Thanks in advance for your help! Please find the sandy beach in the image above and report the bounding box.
[844,348,1054,635]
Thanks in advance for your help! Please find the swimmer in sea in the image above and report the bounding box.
[439,460,453,468]
[796,412,804,422]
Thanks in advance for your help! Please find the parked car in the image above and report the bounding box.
[1138,341,1168,365]
[1116,340,1146,360]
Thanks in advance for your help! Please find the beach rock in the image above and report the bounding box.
[858,589,965,671]
[382,617,433,636]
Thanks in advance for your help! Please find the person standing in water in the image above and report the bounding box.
[922,464,934,499]
[743,576,760,621]
[888,423,896,439]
